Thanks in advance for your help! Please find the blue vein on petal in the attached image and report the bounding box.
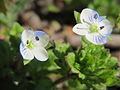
[34,31,46,36]
[94,35,96,44]
[95,36,98,44]
[21,43,27,54]
[88,16,92,22]
[98,35,103,43]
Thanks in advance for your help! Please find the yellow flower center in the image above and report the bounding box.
[89,24,98,33]
[25,40,34,49]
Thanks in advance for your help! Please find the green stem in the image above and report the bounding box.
[77,36,86,53]
[52,73,78,87]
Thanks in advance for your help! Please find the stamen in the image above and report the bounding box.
[100,26,104,30]
[25,40,34,49]
[26,40,29,44]
[35,36,39,41]
[94,14,98,19]
[89,24,98,33]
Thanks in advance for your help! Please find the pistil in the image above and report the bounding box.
[89,24,98,33]
[25,40,34,49]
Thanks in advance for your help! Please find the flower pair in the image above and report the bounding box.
[20,8,113,61]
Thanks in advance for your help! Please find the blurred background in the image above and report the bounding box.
[0,0,120,90]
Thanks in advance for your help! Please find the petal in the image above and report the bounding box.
[20,42,34,60]
[98,19,113,36]
[32,47,48,61]
[85,33,108,45]
[21,30,34,44]
[80,8,99,24]
[73,24,89,35]
[97,16,106,22]
[34,31,49,47]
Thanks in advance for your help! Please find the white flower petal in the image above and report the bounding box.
[73,24,89,35]
[98,19,113,36]
[21,30,34,44]
[34,31,49,47]
[86,33,108,45]
[20,43,34,60]
[97,16,106,22]
[80,8,99,24]
[32,47,48,61]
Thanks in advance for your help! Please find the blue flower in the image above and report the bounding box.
[73,8,113,45]
[20,30,49,61]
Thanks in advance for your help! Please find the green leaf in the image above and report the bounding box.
[104,57,118,69]
[10,23,24,37]
[54,41,70,53]
[78,72,85,79]
[23,60,32,65]
[48,50,57,61]
[66,52,75,68]
[55,59,70,75]
[66,52,85,79]
[102,16,107,18]
[45,43,52,49]
[117,14,120,23]
[93,83,106,90]
[105,76,119,86]
[53,41,71,58]
[107,36,112,40]
[74,11,81,23]
[68,79,87,90]
[47,50,58,69]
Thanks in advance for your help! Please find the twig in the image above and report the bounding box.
[52,73,78,86]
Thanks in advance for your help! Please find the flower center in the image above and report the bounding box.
[25,40,34,49]
[89,24,98,33]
